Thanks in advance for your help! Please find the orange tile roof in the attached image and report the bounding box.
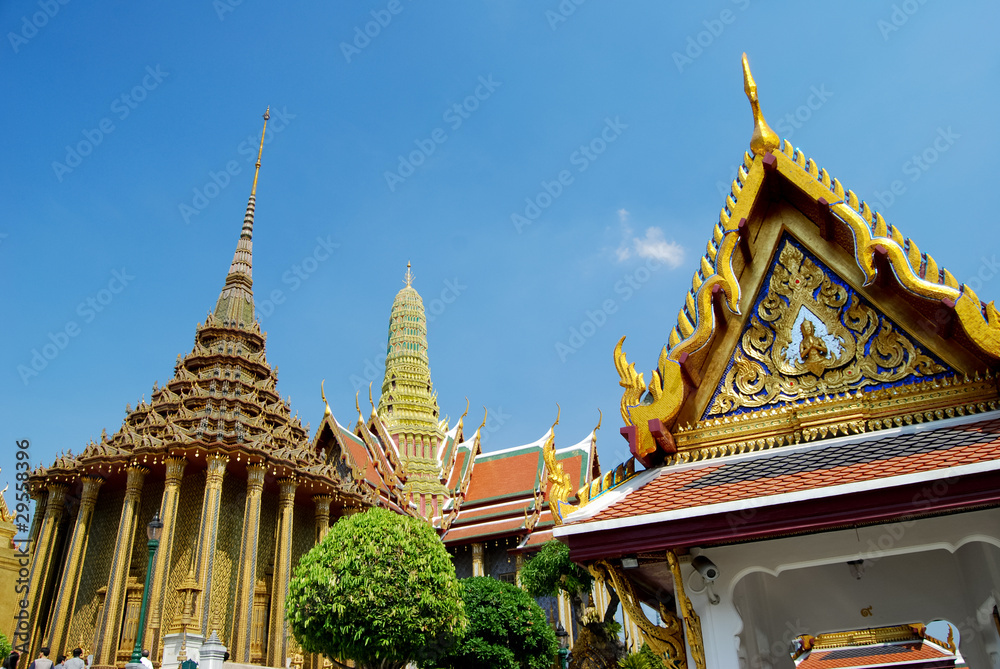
[575,416,1000,526]
[464,449,541,504]
[797,641,955,668]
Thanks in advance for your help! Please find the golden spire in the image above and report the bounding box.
[404,261,413,288]
[252,106,269,197]
[742,53,780,155]
[214,107,270,325]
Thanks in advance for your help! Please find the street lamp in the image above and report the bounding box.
[555,621,569,669]
[130,512,164,664]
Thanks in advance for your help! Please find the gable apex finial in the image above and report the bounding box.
[742,53,780,156]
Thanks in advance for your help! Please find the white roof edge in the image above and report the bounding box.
[554,458,1000,538]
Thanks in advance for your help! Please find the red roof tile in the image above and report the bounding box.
[575,417,1000,526]
[464,450,541,503]
[798,641,955,668]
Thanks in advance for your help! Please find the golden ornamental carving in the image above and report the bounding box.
[708,239,946,417]
[666,552,706,669]
[592,560,686,668]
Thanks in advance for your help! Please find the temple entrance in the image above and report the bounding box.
[730,540,1000,668]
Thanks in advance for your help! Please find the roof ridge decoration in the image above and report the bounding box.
[615,54,1000,466]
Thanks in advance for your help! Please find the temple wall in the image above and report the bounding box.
[160,470,206,636]
[67,486,124,654]
[211,474,245,643]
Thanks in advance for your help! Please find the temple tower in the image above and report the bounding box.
[376,264,449,518]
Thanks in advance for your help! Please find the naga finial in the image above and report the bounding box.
[321,379,331,416]
[460,397,470,422]
[742,53,780,155]
[368,382,375,413]
[477,407,488,434]
[552,404,561,431]
[594,408,602,434]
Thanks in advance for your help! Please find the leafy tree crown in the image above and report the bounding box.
[436,576,557,669]
[286,507,467,669]
[519,539,593,599]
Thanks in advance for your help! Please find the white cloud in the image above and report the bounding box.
[614,208,685,268]
[633,227,685,268]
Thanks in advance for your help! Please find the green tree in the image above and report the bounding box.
[519,539,594,623]
[0,633,10,663]
[436,577,557,669]
[286,507,467,669]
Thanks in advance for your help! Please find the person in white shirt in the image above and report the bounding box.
[139,650,153,669]
[27,648,52,669]
[63,649,84,669]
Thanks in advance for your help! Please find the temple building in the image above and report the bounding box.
[20,111,375,669]
[18,110,612,667]
[553,55,1000,669]
[310,264,610,645]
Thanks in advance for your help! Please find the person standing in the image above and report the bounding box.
[53,656,65,669]
[2,651,20,669]
[62,650,83,669]
[139,650,153,669]
[27,648,52,669]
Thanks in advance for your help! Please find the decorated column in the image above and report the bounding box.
[144,455,188,660]
[231,462,266,662]
[46,475,104,655]
[25,482,67,656]
[471,542,484,576]
[194,453,229,638]
[94,463,149,667]
[267,477,298,667]
[313,494,331,543]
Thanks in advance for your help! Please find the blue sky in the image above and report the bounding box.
[3,1,999,498]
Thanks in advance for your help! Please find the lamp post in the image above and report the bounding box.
[130,512,164,665]
[555,621,569,669]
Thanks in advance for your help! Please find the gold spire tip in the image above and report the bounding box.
[250,106,270,197]
[741,53,780,156]
[404,261,414,288]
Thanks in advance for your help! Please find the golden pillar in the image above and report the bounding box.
[313,495,331,543]
[25,482,66,657]
[94,463,149,667]
[46,475,104,655]
[193,453,229,638]
[472,542,484,576]
[231,463,266,662]
[27,484,48,545]
[144,455,187,660]
[267,477,298,667]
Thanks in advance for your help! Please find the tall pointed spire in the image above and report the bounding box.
[741,53,779,156]
[377,265,440,433]
[215,107,269,326]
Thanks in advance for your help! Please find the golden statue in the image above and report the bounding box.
[799,319,828,364]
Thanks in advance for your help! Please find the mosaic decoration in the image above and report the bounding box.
[705,236,949,418]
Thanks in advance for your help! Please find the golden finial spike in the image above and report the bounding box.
[321,379,331,416]
[251,106,270,197]
[552,404,561,431]
[594,408,602,434]
[742,54,780,155]
[404,261,414,288]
